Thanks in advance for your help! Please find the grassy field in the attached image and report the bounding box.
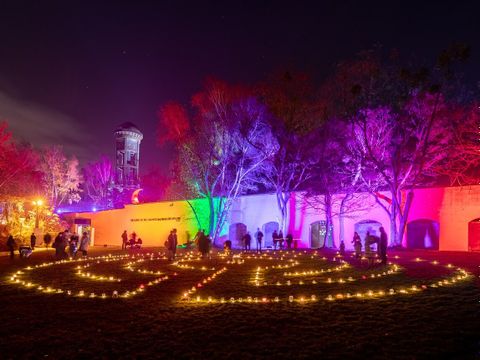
[0,247,479,359]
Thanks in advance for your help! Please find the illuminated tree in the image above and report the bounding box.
[157,102,190,144]
[323,45,478,246]
[40,146,81,209]
[258,71,321,233]
[301,117,372,248]
[349,92,479,246]
[0,122,64,242]
[158,79,276,243]
[83,156,114,207]
[0,122,40,199]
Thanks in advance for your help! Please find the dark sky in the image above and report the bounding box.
[1,0,479,175]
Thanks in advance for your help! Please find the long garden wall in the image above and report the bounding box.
[64,185,480,251]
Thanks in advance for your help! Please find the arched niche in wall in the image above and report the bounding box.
[406,219,439,250]
[262,222,279,248]
[468,218,480,251]
[229,223,247,249]
[310,221,328,249]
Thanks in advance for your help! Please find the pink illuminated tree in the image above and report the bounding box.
[323,45,478,246]
[349,92,480,246]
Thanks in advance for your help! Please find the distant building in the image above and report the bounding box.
[114,122,143,190]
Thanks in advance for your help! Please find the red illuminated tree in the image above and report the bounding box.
[157,102,190,144]
[0,122,41,199]
[158,79,277,243]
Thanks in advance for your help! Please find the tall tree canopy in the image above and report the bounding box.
[40,146,81,209]
[158,79,276,242]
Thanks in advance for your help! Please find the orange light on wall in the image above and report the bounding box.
[131,189,143,204]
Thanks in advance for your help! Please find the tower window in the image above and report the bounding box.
[128,153,137,166]
[117,152,123,165]
[130,168,137,182]
[116,140,125,151]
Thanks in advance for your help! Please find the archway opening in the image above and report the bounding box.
[468,218,480,251]
[354,220,382,250]
[229,223,247,249]
[407,219,439,250]
[262,222,279,249]
[310,221,327,249]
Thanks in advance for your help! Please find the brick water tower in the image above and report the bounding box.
[114,122,143,190]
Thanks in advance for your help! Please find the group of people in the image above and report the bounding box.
[352,227,388,265]
[52,230,90,259]
[241,228,264,252]
[121,231,143,250]
[5,230,89,260]
[242,228,294,252]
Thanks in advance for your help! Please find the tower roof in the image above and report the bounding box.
[115,122,143,135]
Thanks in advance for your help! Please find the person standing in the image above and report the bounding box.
[121,230,128,250]
[52,233,62,258]
[59,233,69,259]
[43,233,52,248]
[6,235,15,260]
[286,233,293,250]
[30,233,36,250]
[198,232,209,258]
[352,232,362,258]
[69,234,78,258]
[272,230,278,250]
[130,232,137,247]
[243,232,251,252]
[79,232,89,257]
[171,228,178,260]
[379,227,388,265]
[278,230,284,249]
[255,228,263,252]
[167,229,177,260]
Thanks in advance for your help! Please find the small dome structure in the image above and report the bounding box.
[115,122,143,135]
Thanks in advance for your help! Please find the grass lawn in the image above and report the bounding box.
[0,246,479,359]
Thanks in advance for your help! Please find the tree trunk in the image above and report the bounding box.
[397,189,414,247]
[186,199,203,230]
[207,195,215,239]
[276,191,290,234]
[324,193,336,248]
[338,193,352,245]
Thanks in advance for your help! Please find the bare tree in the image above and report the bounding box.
[83,156,114,207]
[158,79,277,243]
[258,71,321,233]
[349,92,478,246]
[40,146,81,209]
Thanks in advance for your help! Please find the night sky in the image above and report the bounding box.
[1,0,479,175]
